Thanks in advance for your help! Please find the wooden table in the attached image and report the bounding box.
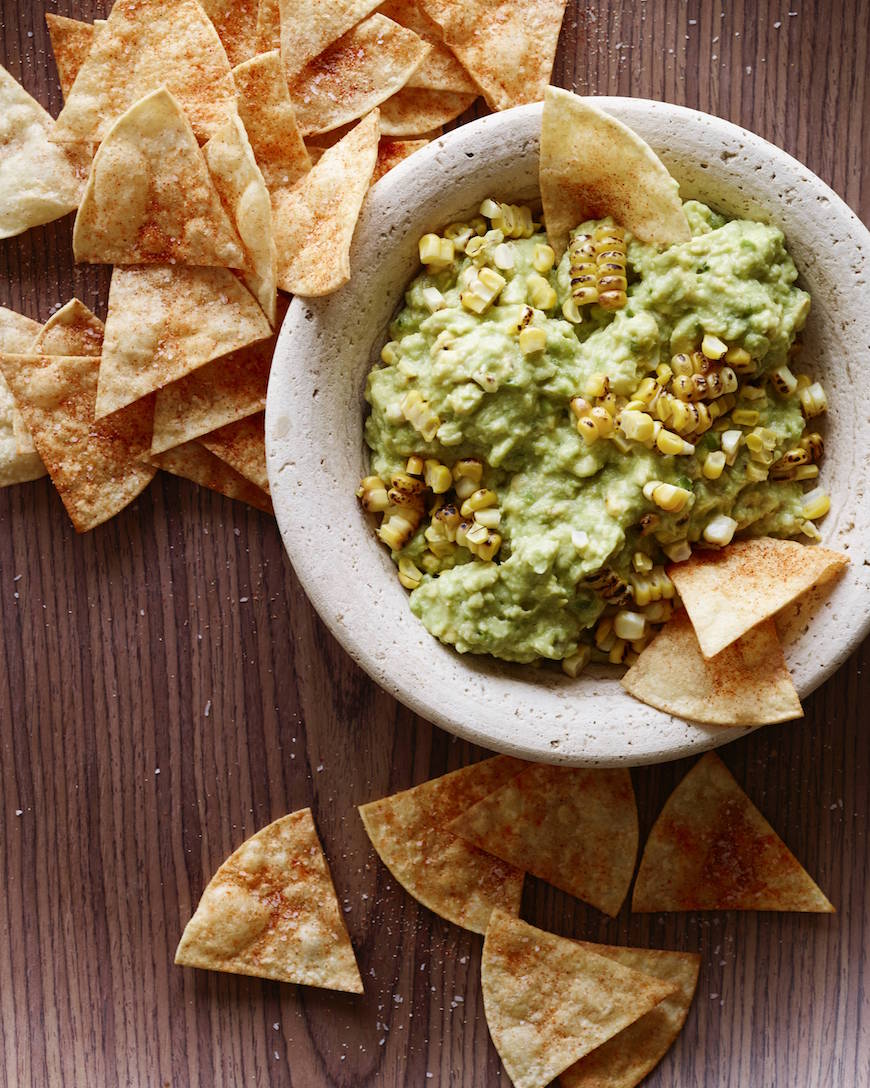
[1,2,868,1085]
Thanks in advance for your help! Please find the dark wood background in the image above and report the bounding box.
[1,2,868,1085]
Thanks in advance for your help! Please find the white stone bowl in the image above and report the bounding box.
[266,98,870,767]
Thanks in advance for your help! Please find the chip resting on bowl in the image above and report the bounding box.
[481,910,678,1088]
[0,308,47,487]
[359,756,525,933]
[632,752,834,913]
[621,611,802,726]
[201,413,269,494]
[150,441,273,513]
[175,809,363,991]
[278,0,382,81]
[45,14,100,100]
[378,86,477,136]
[448,765,638,916]
[668,537,849,659]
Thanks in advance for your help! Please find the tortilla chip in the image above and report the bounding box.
[482,910,678,1088]
[232,51,312,194]
[201,413,269,493]
[0,66,84,240]
[622,611,802,726]
[0,309,46,486]
[73,89,245,270]
[151,441,273,513]
[33,298,104,357]
[279,0,383,80]
[560,945,701,1088]
[255,0,281,51]
[97,265,271,419]
[420,0,567,110]
[200,0,259,67]
[52,0,237,147]
[541,88,691,258]
[45,14,97,100]
[632,752,834,913]
[273,110,380,296]
[379,0,478,92]
[448,766,637,916]
[175,809,363,991]
[203,115,278,325]
[287,14,430,137]
[668,537,849,659]
[373,138,429,182]
[0,353,155,531]
[359,756,526,933]
[378,86,477,136]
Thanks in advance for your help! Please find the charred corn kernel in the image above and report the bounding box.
[490,202,534,238]
[670,352,694,377]
[614,610,647,641]
[800,432,825,462]
[527,272,557,310]
[769,364,798,396]
[770,448,809,479]
[732,408,760,426]
[421,286,445,312]
[656,428,695,456]
[725,345,755,372]
[444,221,474,251]
[598,391,618,416]
[662,539,692,563]
[719,367,738,394]
[630,565,675,606]
[745,462,769,482]
[460,488,497,517]
[519,326,547,354]
[793,464,820,480]
[406,455,424,476]
[701,333,729,360]
[514,306,534,334]
[590,405,615,435]
[562,645,591,678]
[379,506,422,550]
[672,374,697,401]
[802,487,831,519]
[357,475,390,513]
[433,503,462,540]
[620,409,656,444]
[692,403,713,436]
[656,363,674,385]
[401,389,441,441]
[398,556,423,590]
[633,551,654,573]
[454,520,472,548]
[493,243,515,270]
[599,288,628,311]
[585,373,610,399]
[423,459,452,493]
[643,481,692,513]
[583,568,631,605]
[475,531,502,561]
[632,376,657,403]
[533,244,556,273]
[460,267,506,314]
[388,471,427,507]
[474,507,501,529]
[799,381,828,418]
[562,298,583,323]
[691,373,709,400]
[690,351,709,374]
[721,429,743,464]
[570,395,592,420]
[703,514,738,546]
[703,450,727,479]
[705,371,724,399]
[419,234,454,267]
[668,399,698,434]
[801,519,823,541]
[741,385,766,401]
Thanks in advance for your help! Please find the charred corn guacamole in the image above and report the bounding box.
[358,199,829,669]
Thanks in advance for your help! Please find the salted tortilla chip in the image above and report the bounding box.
[52,0,237,147]
[175,809,362,991]
[97,265,271,419]
[279,0,382,80]
[200,0,259,67]
[482,910,677,1088]
[73,89,245,270]
[201,413,269,493]
[378,86,476,136]
[0,309,46,486]
[373,138,429,182]
[449,766,637,917]
[232,51,311,193]
[0,66,84,240]
[632,752,834,912]
[541,88,691,258]
[561,945,701,1088]
[0,353,155,531]
[273,110,380,296]
[255,0,281,51]
[420,0,567,110]
[379,0,478,92]
[151,441,273,513]
[668,537,849,659]
[45,14,98,100]
[32,298,104,357]
[622,611,802,726]
[288,14,429,137]
[359,756,526,933]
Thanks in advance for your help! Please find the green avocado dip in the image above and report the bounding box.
[358,199,829,670]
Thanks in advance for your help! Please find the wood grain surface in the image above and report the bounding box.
[1,2,868,1086]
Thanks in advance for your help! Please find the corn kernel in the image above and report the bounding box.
[643,481,692,512]
[801,487,831,520]
[493,243,515,270]
[475,531,502,561]
[614,610,647,641]
[620,409,656,445]
[479,198,501,219]
[725,345,755,372]
[561,298,583,323]
[769,364,798,396]
[424,459,452,493]
[656,429,695,456]
[561,646,591,678]
[419,234,454,267]
[633,551,654,573]
[527,273,557,310]
[662,539,692,563]
[732,408,760,426]
[703,514,738,546]
[519,326,547,355]
[533,244,556,273]
[381,341,400,365]
[460,488,497,517]
[406,455,424,476]
[398,556,423,590]
[700,333,728,360]
[702,450,726,479]
[799,381,828,418]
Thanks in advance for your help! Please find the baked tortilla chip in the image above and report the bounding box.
[541,88,691,258]
[279,0,382,80]
[175,809,363,991]
[97,265,271,419]
[32,298,104,357]
[632,752,834,913]
[151,441,273,513]
[45,14,99,100]
[52,0,237,147]
[359,756,526,933]
[378,86,476,136]
[420,0,567,110]
[273,110,380,296]
[379,0,478,92]
[0,65,84,239]
[73,89,245,270]
[200,0,259,67]
[287,14,430,137]
[482,911,677,1088]
[561,945,701,1088]
[0,352,154,531]
[0,309,46,486]
[373,137,429,182]
[668,537,849,659]
[255,0,281,51]
[201,413,269,493]
[622,611,802,726]
[448,766,637,916]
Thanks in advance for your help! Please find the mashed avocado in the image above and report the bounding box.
[362,201,818,665]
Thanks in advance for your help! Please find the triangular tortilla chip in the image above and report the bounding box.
[232,51,312,193]
[200,0,259,67]
[32,298,104,357]
[175,809,363,991]
[378,86,477,136]
[0,353,155,531]
[273,110,380,296]
[668,537,849,659]
[52,0,237,147]
[379,0,478,92]
[0,66,84,240]
[150,441,273,513]
[448,766,637,916]
[255,0,281,51]
[97,265,271,419]
[203,115,278,324]
[419,0,567,111]
[0,309,46,486]
[482,910,678,1088]
[560,945,701,1088]
[45,14,99,100]
[73,89,245,270]
[372,137,429,183]
[541,88,691,258]
[201,413,269,493]
[622,611,802,726]
[359,756,526,933]
[287,14,430,137]
[632,752,834,913]
[278,0,383,80]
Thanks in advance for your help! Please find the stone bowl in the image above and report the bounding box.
[266,98,870,766]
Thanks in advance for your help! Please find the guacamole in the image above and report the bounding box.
[360,200,824,667]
